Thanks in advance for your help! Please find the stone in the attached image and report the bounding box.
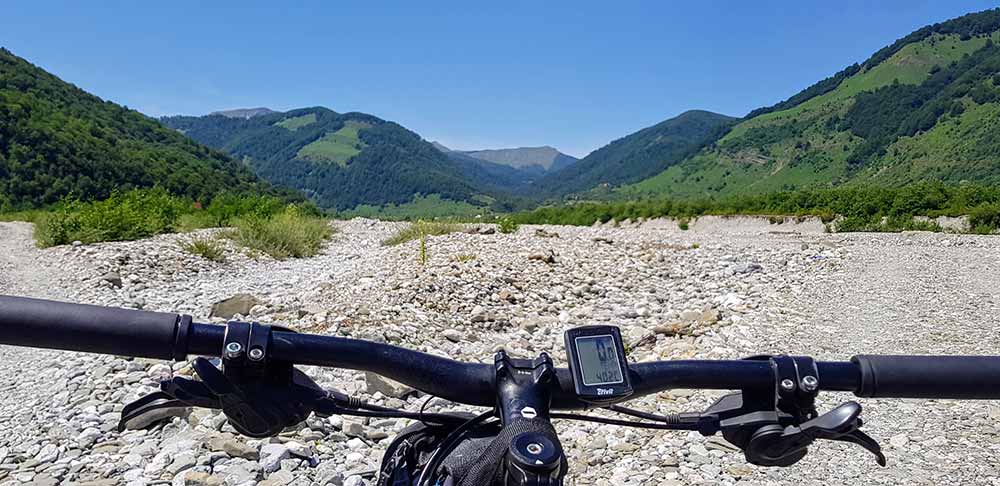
[364,372,415,398]
[260,469,294,486]
[442,329,462,342]
[890,433,909,449]
[100,272,123,288]
[168,453,198,475]
[528,251,556,264]
[179,471,225,486]
[223,441,258,461]
[344,476,365,486]
[727,262,762,275]
[76,427,101,448]
[260,443,291,473]
[342,420,365,438]
[34,444,59,464]
[210,294,264,319]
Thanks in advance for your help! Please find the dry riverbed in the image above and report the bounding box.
[0,219,998,486]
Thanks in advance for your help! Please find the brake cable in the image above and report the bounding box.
[416,410,497,486]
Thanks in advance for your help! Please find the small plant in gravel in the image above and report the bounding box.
[497,216,519,234]
[452,253,477,263]
[677,217,690,231]
[179,235,227,262]
[382,220,462,246]
[225,206,333,260]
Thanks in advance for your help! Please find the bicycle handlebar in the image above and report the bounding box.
[2,295,1000,406]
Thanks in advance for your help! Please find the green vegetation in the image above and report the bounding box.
[339,194,491,220]
[514,183,1000,234]
[34,189,190,247]
[162,108,514,212]
[225,206,333,260]
[25,188,320,248]
[532,110,736,196]
[296,121,369,166]
[179,235,227,262]
[275,113,317,130]
[623,9,1000,202]
[382,220,463,246]
[0,48,277,211]
[497,216,519,234]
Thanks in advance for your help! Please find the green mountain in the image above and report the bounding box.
[162,108,513,211]
[624,8,1000,198]
[533,110,737,196]
[0,48,273,210]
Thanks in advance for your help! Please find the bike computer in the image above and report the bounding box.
[564,325,633,403]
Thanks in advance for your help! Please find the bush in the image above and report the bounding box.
[35,188,189,247]
[179,235,227,262]
[382,220,462,246]
[969,203,1000,234]
[225,206,333,259]
[497,216,519,234]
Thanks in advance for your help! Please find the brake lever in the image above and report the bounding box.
[744,401,886,467]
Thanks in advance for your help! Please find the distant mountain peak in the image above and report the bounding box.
[458,146,578,171]
[210,107,277,119]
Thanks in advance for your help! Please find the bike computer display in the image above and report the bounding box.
[564,325,632,403]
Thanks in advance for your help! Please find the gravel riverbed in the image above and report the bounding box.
[0,219,998,486]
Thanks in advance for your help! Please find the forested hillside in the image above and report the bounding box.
[624,8,1000,198]
[0,48,273,210]
[533,110,736,196]
[162,108,514,211]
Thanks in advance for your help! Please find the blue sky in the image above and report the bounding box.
[3,1,999,157]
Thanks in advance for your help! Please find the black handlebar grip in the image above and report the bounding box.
[0,295,186,360]
[852,355,1000,399]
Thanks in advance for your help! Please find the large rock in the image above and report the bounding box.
[210,294,263,319]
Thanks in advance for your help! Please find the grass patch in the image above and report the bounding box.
[296,121,369,166]
[382,220,463,246]
[452,253,477,263]
[225,207,333,260]
[275,113,317,130]
[179,235,227,262]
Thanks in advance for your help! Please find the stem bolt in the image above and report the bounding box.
[248,347,265,361]
[225,342,243,358]
[526,443,544,455]
[780,378,796,391]
[801,375,819,392]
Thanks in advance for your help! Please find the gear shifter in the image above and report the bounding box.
[744,401,886,467]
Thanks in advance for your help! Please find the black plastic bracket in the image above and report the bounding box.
[698,355,884,467]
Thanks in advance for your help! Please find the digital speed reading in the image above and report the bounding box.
[575,335,624,386]
[564,325,633,403]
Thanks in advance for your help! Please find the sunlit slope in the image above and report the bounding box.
[625,8,1000,198]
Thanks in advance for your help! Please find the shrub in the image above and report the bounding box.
[226,206,333,259]
[497,216,519,234]
[382,220,462,246]
[677,218,690,231]
[35,188,188,247]
[969,203,1000,234]
[179,235,227,262]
